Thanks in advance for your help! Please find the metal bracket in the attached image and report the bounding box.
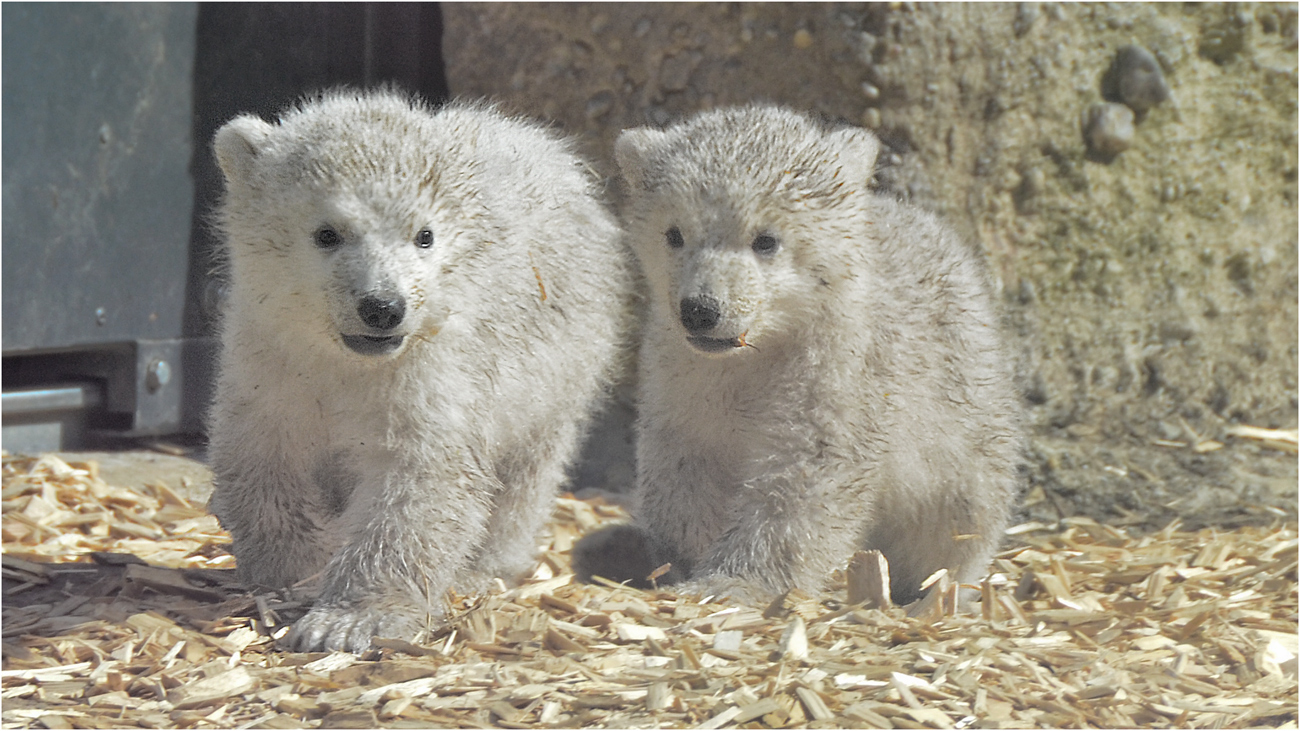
[121,337,218,437]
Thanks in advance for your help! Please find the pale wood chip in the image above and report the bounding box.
[168,667,256,709]
[773,615,810,662]
[791,686,833,721]
[695,704,742,729]
[733,697,782,724]
[615,623,666,642]
[847,549,893,609]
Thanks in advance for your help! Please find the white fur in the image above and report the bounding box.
[208,89,635,651]
[575,106,1023,606]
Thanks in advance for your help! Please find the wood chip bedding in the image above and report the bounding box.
[2,452,1295,729]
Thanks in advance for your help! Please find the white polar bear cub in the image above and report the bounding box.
[574,106,1023,607]
[208,89,635,652]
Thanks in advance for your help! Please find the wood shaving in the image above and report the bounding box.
[1224,426,1300,455]
[3,452,1296,729]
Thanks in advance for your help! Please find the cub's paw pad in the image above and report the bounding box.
[286,603,423,654]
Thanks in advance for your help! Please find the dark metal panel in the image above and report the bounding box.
[2,3,199,352]
[1,2,450,448]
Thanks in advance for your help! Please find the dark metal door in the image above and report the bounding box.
[2,2,447,452]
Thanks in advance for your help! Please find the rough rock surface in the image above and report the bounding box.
[444,2,1298,527]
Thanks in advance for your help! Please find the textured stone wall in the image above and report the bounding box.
[444,3,1298,526]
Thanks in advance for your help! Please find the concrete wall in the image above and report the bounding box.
[445,3,1298,527]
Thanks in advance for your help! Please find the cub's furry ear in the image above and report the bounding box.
[614,127,669,191]
[213,115,275,184]
[826,126,881,190]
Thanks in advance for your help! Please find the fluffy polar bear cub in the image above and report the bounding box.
[574,106,1023,607]
[208,90,635,652]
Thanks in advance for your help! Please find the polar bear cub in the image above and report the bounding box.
[208,89,635,652]
[574,106,1023,607]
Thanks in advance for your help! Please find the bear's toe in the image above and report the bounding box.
[286,601,425,653]
[673,575,770,607]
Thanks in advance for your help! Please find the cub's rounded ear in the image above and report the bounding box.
[213,115,275,184]
[827,126,881,189]
[614,127,668,191]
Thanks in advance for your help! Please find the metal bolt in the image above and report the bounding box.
[146,359,171,393]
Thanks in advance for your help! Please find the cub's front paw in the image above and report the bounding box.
[286,601,427,653]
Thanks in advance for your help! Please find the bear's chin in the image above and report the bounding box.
[686,336,746,355]
[341,334,406,356]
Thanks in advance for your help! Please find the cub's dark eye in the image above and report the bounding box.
[315,227,342,250]
[665,226,685,249]
[752,232,780,255]
[416,228,434,249]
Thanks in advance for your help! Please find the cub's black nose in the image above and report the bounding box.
[357,295,405,331]
[680,295,721,333]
